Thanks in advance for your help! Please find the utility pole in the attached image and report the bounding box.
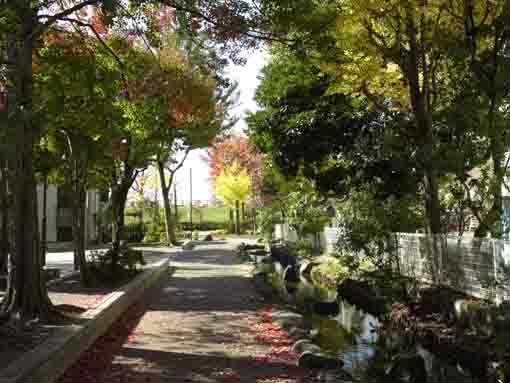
[189,167,193,237]
[174,183,178,222]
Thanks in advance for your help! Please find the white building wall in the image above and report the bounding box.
[86,189,98,242]
[36,185,99,243]
[37,185,58,242]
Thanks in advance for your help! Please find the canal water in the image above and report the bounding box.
[268,268,479,383]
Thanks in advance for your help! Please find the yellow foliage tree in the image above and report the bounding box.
[214,162,252,207]
[308,0,482,234]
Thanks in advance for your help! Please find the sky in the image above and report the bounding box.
[172,49,268,205]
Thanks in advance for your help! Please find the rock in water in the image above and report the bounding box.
[314,301,340,317]
[298,351,343,370]
[289,327,310,339]
[300,261,319,276]
[182,240,194,250]
[283,265,299,284]
[253,272,267,287]
[291,339,322,355]
[317,370,355,383]
[270,245,297,267]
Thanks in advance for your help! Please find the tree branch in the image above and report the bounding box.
[58,17,124,70]
[38,0,99,23]
[35,0,102,37]
[160,0,294,45]
[166,147,192,176]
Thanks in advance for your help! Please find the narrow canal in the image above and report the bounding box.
[267,265,479,383]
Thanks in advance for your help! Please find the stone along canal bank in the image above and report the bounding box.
[60,240,321,383]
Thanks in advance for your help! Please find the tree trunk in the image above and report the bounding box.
[157,161,177,245]
[1,7,53,323]
[235,200,240,235]
[0,162,8,274]
[71,182,89,286]
[402,3,442,235]
[423,169,442,234]
[174,184,178,223]
[229,208,234,233]
[110,183,129,270]
[41,178,47,266]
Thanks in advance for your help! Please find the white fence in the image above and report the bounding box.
[274,224,510,302]
[396,233,510,302]
[274,223,341,253]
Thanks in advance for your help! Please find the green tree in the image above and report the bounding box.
[443,2,510,237]
[0,0,279,324]
[283,180,328,242]
[248,48,419,204]
[153,33,236,245]
[35,32,119,285]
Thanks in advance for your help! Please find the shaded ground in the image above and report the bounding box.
[0,249,171,373]
[91,241,311,383]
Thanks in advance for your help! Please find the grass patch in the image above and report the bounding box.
[178,206,230,224]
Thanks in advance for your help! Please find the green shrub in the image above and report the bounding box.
[124,223,145,242]
[210,229,227,237]
[256,204,282,242]
[88,245,146,284]
[143,220,165,243]
[178,222,227,231]
[312,252,375,287]
[295,239,314,260]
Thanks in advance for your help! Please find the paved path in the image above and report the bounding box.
[96,240,300,383]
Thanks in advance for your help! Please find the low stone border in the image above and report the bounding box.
[46,271,80,288]
[0,258,170,383]
[181,240,196,250]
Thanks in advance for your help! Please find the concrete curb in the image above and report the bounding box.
[0,258,170,383]
[46,271,80,288]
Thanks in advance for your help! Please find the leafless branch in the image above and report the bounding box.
[166,147,192,176]
[36,0,102,35]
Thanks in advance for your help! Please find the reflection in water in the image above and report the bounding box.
[272,272,477,383]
